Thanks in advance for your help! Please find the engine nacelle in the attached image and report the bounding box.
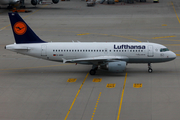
[31,0,38,5]
[100,61,126,73]
[52,0,59,4]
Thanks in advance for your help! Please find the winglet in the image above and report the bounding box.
[8,12,46,44]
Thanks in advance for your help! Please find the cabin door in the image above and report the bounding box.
[148,45,154,57]
[41,45,47,56]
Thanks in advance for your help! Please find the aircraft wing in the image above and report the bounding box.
[62,56,129,63]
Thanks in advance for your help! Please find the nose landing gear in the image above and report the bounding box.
[148,63,153,73]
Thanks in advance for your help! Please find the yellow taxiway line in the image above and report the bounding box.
[0,5,48,32]
[0,63,72,71]
[91,92,102,120]
[152,36,176,39]
[117,72,128,120]
[64,73,89,120]
[171,2,180,24]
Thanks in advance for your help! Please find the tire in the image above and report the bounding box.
[90,69,96,75]
[148,68,153,73]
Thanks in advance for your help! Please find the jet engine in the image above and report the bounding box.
[52,0,59,4]
[31,0,38,5]
[100,61,126,73]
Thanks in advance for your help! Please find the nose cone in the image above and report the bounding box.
[170,51,176,60]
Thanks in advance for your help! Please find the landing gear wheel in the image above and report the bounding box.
[90,69,96,75]
[148,68,153,73]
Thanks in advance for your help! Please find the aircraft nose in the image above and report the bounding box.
[171,51,176,59]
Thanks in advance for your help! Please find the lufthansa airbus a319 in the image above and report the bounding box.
[5,12,176,75]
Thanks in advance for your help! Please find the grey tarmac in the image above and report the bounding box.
[0,0,180,120]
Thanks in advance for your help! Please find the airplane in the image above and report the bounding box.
[0,0,19,9]
[5,12,176,75]
[0,0,59,9]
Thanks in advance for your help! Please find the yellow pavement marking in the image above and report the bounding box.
[117,72,127,120]
[171,2,180,23]
[64,73,89,120]
[164,44,180,46]
[77,33,90,36]
[111,35,141,42]
[0,63,72,71]
[93,78,102,82]
[162,24,167,26]
[126,36,180,42]
[67,78,77,83]
[133,83,142,88]
[173,50,180,52]
[152,36,176,39]
[106,83,116,88]
[176,54,180,56]
[76,33,142,42]
[91,92,101,120]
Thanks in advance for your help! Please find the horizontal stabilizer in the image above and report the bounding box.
[5,45,30,50]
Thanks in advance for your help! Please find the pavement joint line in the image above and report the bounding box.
[117,72,127,120]
[91,92,101,120]
[0,63,72,71]
[171,2,180,24]
[0,5,48,32]
[64,73,89,120]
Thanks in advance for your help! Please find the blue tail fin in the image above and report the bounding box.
[8,12,46,44]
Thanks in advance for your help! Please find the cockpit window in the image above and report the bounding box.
[160,48,169,52]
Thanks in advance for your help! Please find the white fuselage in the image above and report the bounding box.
[5,42,176,64]
[0,0,19,5]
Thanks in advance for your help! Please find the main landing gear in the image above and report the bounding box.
[148,63,153,73]
[89,65,98,75]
